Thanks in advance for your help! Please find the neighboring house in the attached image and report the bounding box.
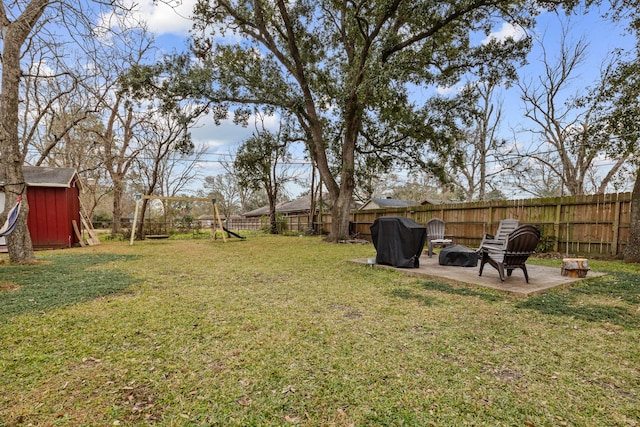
[0,166,82,250]
[240,196,310,232]
[197,214,232,227]
[242,194,363,233]
[241,194,369,233]
[359,197,418,210]
[242,205,270,218]
[421,198,459,205]
[421,198,445,205]
[243,194,326,218]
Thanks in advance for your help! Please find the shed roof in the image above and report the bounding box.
[0,166,80,189]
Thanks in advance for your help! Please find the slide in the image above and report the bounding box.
[223,226,246,240]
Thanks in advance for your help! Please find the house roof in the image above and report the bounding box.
[421,198,445,205]
[421,198,461,205]
[243,205,270,217]
[243,194,338,217]
[243,196,317,217]
[373,197,418,207]
[278,196,318,213]
[359,197,418,210]
[0,166,80,189]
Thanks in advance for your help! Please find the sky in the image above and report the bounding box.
[121,1,636,198]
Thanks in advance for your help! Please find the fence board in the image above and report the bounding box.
[333,192,632,256]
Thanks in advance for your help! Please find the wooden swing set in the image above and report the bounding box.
[129,195,227,245]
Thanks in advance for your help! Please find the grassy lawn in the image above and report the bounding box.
[0,236,638,426]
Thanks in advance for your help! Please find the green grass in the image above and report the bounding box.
[0,253,139,317]
[0,236,638,426]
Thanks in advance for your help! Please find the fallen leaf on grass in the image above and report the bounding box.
[238,396,252,406]
[285,414,300,423]
[281,385,296,394]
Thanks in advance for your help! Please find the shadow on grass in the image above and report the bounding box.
[395,273,640,328]
[516,272,640,328]
[390,288,438,306]
[391,281,505,306]
[421,280,505,302]
[0,253,140,318]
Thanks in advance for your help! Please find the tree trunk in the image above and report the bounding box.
[623,169,640,263]
[137,198,149,239]
[308,166,317,233]
[4,190,35,264]
[0,0,49,263]
[111,176,124,236]
[330,186,354,242]
[268,195,278,234]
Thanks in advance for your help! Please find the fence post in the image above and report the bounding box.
[554,203,562,253]
[612,199,621,256]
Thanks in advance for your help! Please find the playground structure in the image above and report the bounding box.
[129,195,244,245]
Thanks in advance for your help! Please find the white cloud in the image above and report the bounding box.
[435,85,462,96]
[103,0,196,37]
[190,113,280,150]
[140,0,196,36]
[482,22,526,45]
[190,118,251,150]
[29,62,55,77]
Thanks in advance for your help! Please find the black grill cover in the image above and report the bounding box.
[438,244,478,267]
[370,217,426,268]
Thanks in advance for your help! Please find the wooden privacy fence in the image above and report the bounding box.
[226,217,261,230]
[226,215,314,233]
[325,192,631,257]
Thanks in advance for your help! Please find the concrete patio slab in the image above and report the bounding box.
[353,255,606,297]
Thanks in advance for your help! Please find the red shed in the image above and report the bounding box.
[1,166,82,250]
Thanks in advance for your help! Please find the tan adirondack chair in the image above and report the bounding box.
[479,224,540,283]
[426,218,453,257]
[478,218,520,252]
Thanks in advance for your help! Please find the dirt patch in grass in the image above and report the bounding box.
[0,281,20,293]
[3,353,164,426]
[118,383,162,422]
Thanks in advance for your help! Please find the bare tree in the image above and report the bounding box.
[156,144,207,199]
[202,174,241,219]
[452,81,509,201]
[517,23,629,196]
[509,150,564,197]
[219,154,258,214]
[387,171,458,203]
[129,113,198,239]
[16,24,105,170]
[77,21,162,236]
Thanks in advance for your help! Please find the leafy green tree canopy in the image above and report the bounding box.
[156,0,561,240]
[582,0,640,261]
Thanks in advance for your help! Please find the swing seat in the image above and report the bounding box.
[0,195,22,238]
[145,234,169,239]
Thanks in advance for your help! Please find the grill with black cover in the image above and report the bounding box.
[370,216,426,268]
